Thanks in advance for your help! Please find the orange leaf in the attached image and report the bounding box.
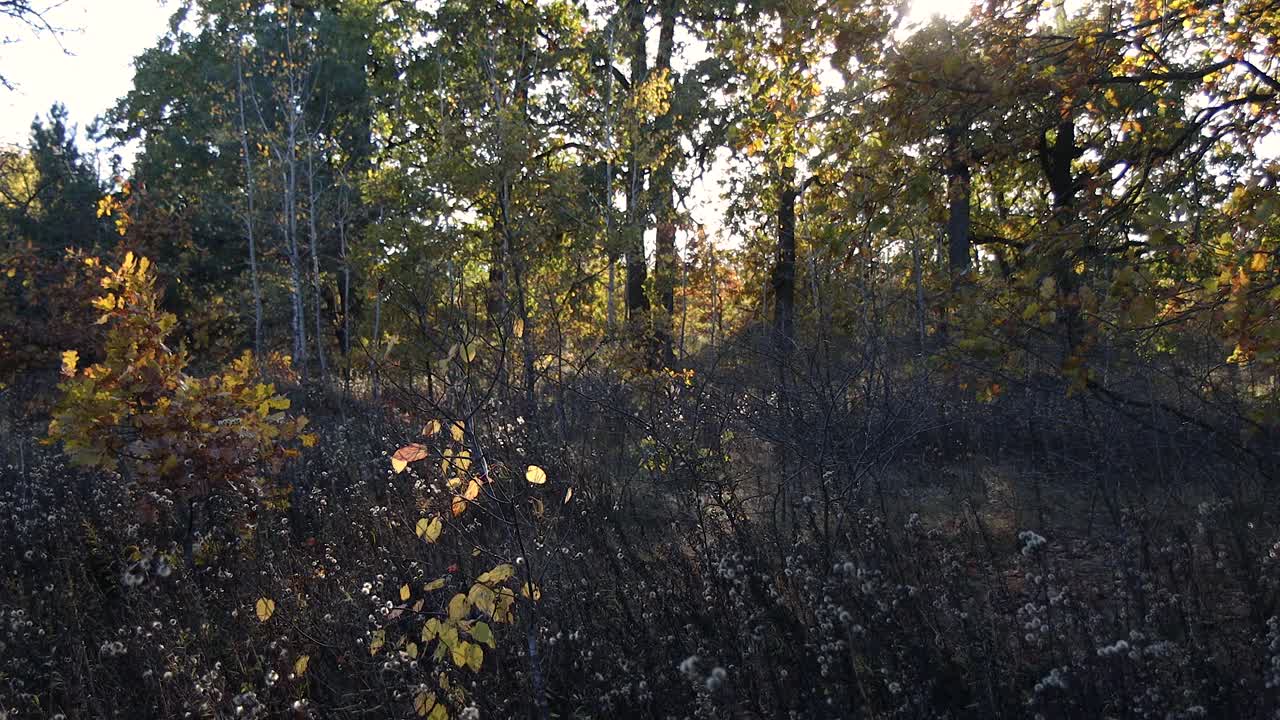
[392,443,430,473]
[463,479,481,501]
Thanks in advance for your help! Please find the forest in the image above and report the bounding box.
[2,0,1280,717]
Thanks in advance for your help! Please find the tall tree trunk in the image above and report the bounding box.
[772,164,797,345]
[607,260,617,332]
[945,147,972,277]
[653,169,676,366]
[370,276,382,403]
[284,160,307,377]
[603,20,618,335]
[489,185,510,322]
[305,129,328,379]
[1038,117,1081,353]
[283,17,308,379]
[912,230,927,352]
[623,0,649,336]
[338,187,352,396]
[650,0,678,366]
[235,53,263,359]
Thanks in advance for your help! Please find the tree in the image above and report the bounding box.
[47,252,313,567]
[103,0,376,373]
[22,104,104,256]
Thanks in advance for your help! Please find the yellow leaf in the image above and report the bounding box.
[453,451,472,472]
[525,465,547,485]
[468,583,496,616]
[407,641,419,659]
[60,350,79,377]
[423,419,442,437]
[300,433,317,448]
[294,655,309,676]
[448,593,469,621]
[477,563,514,584]
[400,584,411,602]
[370,629,385,655]
[521,582,542,601]
[423,618,440,641]
[513,318,524,338]
[451,639,469,667]
[463,479,481,501]
[414,691,437,717]
[451,495,467,517]
[450,421,465,443]
[255,598,275,622]
[428,702,448,720]
[424,577,446,591]
[494,587,516,623]
[465,642,483,672]
[1251,252,1268,272]
[417,516,443,543]
[439,624,459,650]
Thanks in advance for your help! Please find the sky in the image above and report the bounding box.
[0,0,173,155]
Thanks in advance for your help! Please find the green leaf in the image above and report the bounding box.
[470,621,495,648]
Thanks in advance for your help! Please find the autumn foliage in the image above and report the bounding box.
[46,252,314,529]
[5,0,1280,717]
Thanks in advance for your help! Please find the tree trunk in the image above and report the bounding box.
[284,161,307,377]
[650,0,678,366]
[235,53,263,359]
[772,164,797,345]
[623,0,649,336]
[341,193,352,392]
[946,155,972,277]
[1038,117,1082,353]
[912,231,927,352]
[283,18,308,379]
[653,168,676,367]
[305,130,328,380]
[603,21,617,335]
[370,277,382,403]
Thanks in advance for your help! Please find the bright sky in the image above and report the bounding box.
[905,0,976,25]
[0,0,172,154]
